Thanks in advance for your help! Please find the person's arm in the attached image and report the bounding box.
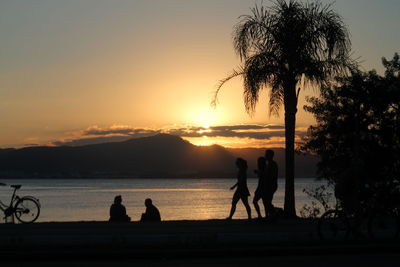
[273,162,278,181]
[110,205,115,218]
[230,183,238,190]
[157,210,161,222]
[157,210,161,221]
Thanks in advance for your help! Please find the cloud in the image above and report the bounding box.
[210,125,284,131]
[167,128,285,140]
[79,125,160,137]
[53,124,308,147]
[52,136,134,147]
[166,124,287,140]
[24,143,41,147]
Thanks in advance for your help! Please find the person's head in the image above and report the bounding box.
[114,195,122,204]
[145,198,152,208]
[265,149,274,161]
[257,157,266,170]
[235,158,248,170]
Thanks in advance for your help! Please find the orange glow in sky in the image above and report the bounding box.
[0,1,399,148]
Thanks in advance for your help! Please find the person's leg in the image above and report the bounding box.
[262,198,270,218]
[241,196,252,220]
[264,192,276,218]
[253,193,262,219]
[228,193,240,219]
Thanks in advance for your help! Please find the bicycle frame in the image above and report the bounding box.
[0,200,7,211]
[0,186,22,212]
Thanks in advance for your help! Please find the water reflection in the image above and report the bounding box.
[0,178,327,222]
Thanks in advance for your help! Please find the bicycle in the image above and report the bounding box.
[318,191,400,241]
[367,207,399,241]
[317,203,353,241]
[0,183,41,223]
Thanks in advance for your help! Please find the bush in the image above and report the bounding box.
[300,185,333,218]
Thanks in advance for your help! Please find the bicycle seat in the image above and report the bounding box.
[11,185,21,189]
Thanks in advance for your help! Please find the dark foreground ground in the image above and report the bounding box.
[1,219,399,266]
[3,253,400,267]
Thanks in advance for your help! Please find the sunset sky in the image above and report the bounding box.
[1,0,399,148]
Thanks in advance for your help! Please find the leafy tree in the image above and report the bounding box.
[213,0,351,216]
[301,53,400,205]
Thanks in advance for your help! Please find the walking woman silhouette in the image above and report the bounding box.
[227,158,252,220]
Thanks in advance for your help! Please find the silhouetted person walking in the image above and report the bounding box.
[265,149,278,218]
[109,195,131,222]
[227,158,252,220]
[253,157,268,219]
[140,198,161,222]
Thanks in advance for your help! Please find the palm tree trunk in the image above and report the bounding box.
[283,80,297,218]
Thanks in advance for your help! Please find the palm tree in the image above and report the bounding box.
[213,0,351,217]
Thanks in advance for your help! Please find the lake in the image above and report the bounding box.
[0,178,328,222]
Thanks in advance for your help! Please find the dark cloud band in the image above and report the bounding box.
[53,124,306,146]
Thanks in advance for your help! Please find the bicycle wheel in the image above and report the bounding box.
[368,211,400,241]
[318,210,349,241]
[14,197,40,223]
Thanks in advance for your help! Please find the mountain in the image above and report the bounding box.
[0,134,318,178]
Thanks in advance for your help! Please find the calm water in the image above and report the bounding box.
[0,178,326,222]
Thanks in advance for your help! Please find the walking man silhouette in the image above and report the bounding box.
[265,149,278,218]
[253,157,268,219]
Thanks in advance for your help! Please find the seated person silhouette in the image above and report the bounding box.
[109,195,131,222]
[140,198,161,222]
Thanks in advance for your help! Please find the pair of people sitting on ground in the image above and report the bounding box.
[109,195,161,222]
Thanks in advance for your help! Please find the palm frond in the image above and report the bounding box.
[211,68,244,108]
[269,83,284,117]
[242,51,282,115]
[233,4,275,61]
[214,0,351,118]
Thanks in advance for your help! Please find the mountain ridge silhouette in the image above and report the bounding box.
[0,134,317,178]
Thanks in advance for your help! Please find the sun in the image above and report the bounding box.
[189,108,216,128]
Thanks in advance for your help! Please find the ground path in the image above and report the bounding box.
[1,219,399,265]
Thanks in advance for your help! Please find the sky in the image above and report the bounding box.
[1,0,399,148]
